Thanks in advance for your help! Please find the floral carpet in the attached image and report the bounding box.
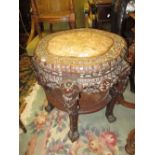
[19,54,135,155]
[19,53,36,108]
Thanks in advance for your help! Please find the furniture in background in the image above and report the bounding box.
[27,0,76,45]
[19,0,31,55]
[111,1,135,153]
[111,0,135,92]
[84,0,112,29]
[125,129,135,154]
[32,28,130,142]
[127,12,135,93]
[111,0,131,35]
[125,12,135,155]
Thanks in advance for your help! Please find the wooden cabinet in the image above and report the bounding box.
[84,0,112,28]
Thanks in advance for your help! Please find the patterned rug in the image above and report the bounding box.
[19,54,135,155]
[19,53,36,108]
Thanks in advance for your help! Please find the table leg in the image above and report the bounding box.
[68,104,79,142]
[105,87,117,123]
[106,60,131,123]
[19,118,27,133]
[61,81,80,142]
[45,102,54,113]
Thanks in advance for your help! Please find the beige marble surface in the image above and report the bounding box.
[47,29,113,57]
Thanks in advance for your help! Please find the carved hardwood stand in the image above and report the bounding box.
[32,28,130,142]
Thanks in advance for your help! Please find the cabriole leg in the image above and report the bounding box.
[61,81,80,142]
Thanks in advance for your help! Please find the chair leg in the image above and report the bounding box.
[45,102,54,113]
[69,14,76,29]
[69,21,76,29]
[105,87,117,123]
[36,21,42,38]
[49,24,53,32]
[26,17,35,45]
[39,22,44,34]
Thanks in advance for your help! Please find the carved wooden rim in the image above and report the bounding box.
[34,28,127,67]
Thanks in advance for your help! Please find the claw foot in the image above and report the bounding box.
[68,130,79,142]
[106,114,116,123]
[45,103,53,113]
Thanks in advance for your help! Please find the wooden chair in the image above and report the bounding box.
[27,0,76,45]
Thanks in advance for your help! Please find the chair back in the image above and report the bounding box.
[27,0,76,47]
[31,0,74,15]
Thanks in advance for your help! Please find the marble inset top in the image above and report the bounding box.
[47,29,113,57]
[34,28,126,66]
